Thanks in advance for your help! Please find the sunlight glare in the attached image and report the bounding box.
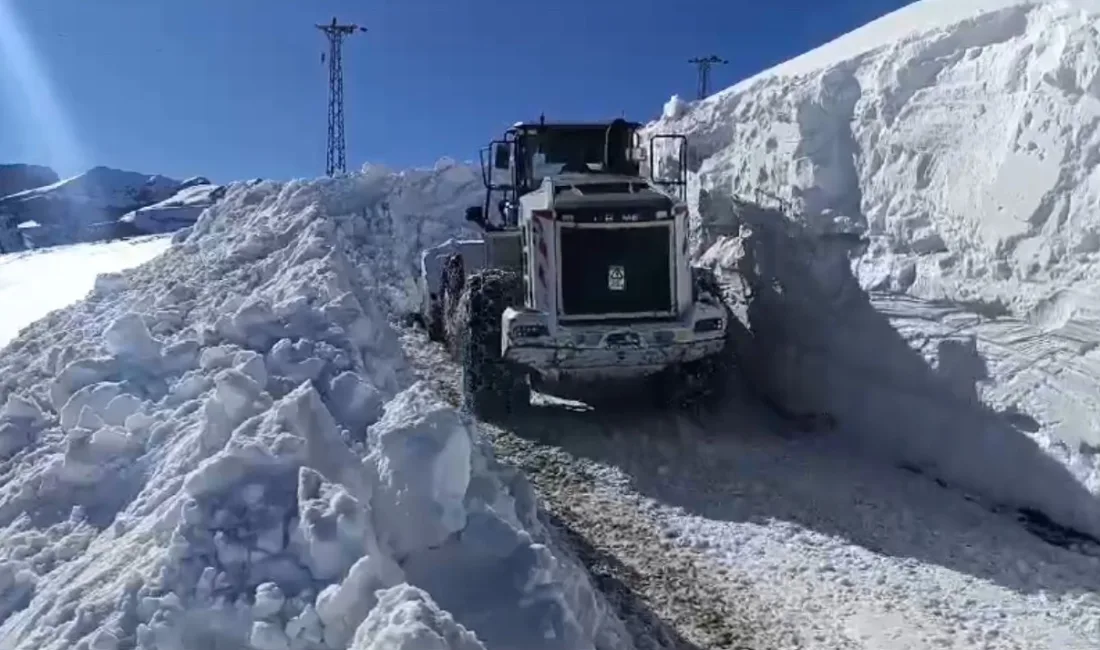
[0,0,86,176]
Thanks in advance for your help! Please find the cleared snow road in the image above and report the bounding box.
[402,319,1100,649]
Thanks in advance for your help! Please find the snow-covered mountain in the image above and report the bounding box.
[0,166,205,250]
[118,179,227,234]
[0,164,58,199]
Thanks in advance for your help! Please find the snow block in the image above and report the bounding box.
[366,383,473,558]
[349,585,487,650]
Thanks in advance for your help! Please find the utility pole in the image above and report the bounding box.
[688,55,728,100]
[316,17,366,177]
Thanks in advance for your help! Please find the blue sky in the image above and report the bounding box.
[0,0,913,183]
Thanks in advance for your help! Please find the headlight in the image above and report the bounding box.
[693,317,724,333]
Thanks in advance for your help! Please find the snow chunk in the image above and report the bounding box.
[315,553,404,648]
[103,312,162,361]
[662,94,689,120]
[252,582,286,620]
[366,382,473,557]
[349,585,486,650]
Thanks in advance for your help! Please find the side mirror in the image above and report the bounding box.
[493,143,511,170]
[465,205,485,225]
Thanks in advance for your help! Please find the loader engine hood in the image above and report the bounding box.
[551,178,673,216]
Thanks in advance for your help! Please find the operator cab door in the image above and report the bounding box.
[645,134,688,203]
[483,139,515,191]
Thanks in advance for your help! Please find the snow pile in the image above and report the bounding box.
[0,235,172,348]
[0,166,186,249]
[0,166,626,650]
[329,160,483,316]
[645,0,1100,539]
[119,181,227,234]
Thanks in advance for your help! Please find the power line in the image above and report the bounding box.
[316,17,366,177]
[688,55,728,100]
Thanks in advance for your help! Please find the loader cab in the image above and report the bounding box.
[485,120,643,196]
[469,118,686,231]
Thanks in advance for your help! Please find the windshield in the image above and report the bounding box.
[519,126,635,185]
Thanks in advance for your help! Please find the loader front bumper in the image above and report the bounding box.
[500,305,727,379]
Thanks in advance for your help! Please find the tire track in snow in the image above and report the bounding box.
[398,326,797,650]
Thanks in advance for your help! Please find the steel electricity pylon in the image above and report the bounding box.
[688,55,728,100]
[317,17,367,177]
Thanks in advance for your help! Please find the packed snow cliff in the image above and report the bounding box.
[0,162,627,650]
[659,0,1100,312]
[648,0,1100,539]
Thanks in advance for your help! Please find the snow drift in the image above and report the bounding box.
[647,0,1100,538]
[0,162,628,650]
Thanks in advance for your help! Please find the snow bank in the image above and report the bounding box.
[652,0,1100,315]
[693,192,1100,540]
[643,0,1100,539]
[0,164,627,650]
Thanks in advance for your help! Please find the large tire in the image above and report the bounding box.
[456,268,531,419]
[440,254,466,360]
[652,356,728,411]
[653,266,735,412]
[424,294,445,342]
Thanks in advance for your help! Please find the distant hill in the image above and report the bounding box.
[0,164,59,199]
[0,167,223,251]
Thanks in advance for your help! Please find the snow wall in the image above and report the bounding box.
[647,0,1100,539]
[0,161,632,650]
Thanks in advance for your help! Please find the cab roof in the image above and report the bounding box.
[509,120,643,131]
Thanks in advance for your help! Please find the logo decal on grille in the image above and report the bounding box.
[608,265,625,291]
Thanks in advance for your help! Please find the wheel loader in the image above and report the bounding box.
[418,117,730,418]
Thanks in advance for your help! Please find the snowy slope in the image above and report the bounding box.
[646,0,1100,540]
[119,182,227,234]
[0,235,172,348]
[0,163,627,650]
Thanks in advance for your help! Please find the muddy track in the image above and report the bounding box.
[398,326,799,650]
